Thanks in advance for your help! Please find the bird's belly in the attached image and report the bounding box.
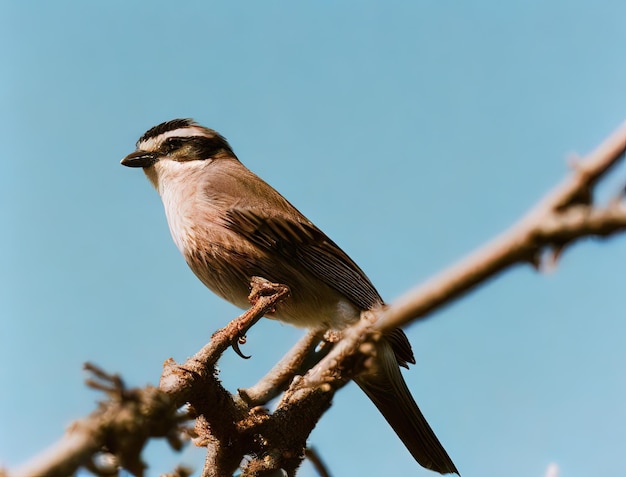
[268,294,361,330]
[184,243,361,330]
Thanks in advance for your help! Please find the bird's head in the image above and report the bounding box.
[121,118,236,190]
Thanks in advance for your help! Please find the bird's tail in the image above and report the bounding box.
[354,338,459,475]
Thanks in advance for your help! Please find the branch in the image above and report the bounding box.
[159,276,290,403]
[378,120,626,331]
[159,277,292,477]
[9,279,291,477]
[11,364,186,477]
[300,120,626,390]
[239,329,325,407]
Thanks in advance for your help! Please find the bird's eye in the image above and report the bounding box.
[163,138,183,153]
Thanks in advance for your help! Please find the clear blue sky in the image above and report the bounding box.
[3,2,626,476]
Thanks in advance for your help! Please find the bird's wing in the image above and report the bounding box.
[224,207,383,311]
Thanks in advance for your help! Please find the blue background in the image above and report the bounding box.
[3,2,626,476]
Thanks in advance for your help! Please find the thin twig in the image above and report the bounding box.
[239,329,325,406]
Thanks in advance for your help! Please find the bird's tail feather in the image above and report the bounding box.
[354,340,459,475]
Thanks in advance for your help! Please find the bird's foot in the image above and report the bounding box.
[230,277,291,359]
[247,276,291,313]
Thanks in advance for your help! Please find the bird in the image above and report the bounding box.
[121,118,458,474]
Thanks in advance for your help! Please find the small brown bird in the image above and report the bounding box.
[121,119,458,474]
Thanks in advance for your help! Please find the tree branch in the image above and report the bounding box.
[300,120,626,390]
[9,280,291,477]
[239,329,325,407]
[379,119,626,331]
[11,364,186,477]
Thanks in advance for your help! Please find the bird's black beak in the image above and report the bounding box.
[121,151,158,168]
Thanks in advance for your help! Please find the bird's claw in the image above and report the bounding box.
[230,277,289,360]
[232,333,251,359]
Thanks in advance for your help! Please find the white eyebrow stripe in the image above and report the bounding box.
[138,126,208,151]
